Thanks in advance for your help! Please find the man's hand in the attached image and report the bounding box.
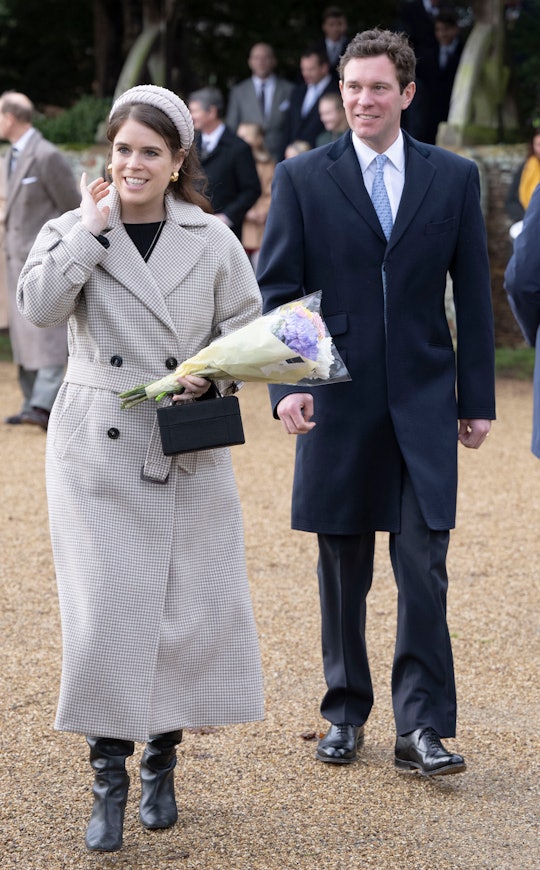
[276,393,316,434]
[458,419,491,449]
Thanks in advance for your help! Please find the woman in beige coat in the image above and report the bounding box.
[17,86,264,853]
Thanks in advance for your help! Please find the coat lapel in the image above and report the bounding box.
[5,129,41,214]
[387,135,436,252]
[326,132,438,249]
[101,190,209,332]
[326,133,384,240]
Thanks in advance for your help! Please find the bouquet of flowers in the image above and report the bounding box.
[119,290,350,409]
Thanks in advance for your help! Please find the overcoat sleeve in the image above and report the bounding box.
[504,184,540,347]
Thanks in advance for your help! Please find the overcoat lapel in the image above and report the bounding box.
[5,129,41,214]
[101,190,208,333]
[387,136,436,252]
[326,133,438,249]
[326,135,386,242]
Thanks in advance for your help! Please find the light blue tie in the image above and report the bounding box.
[371,154,393,240]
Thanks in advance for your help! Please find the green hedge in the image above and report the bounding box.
[34,96,111,146]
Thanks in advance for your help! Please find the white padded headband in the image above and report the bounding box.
[110,85,194,150]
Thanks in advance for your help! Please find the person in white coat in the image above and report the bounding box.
[17,85,264,853]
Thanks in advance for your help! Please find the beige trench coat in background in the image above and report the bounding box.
[17,189,265,741]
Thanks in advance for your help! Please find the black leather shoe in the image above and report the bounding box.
[4,407,49,430]
[316,723,364,764]
[395,727,466,776]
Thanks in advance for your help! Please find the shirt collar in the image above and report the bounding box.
[252,74,275,87]
[202,123,225,149]
[12,126,35,153]
[352,129,405,175]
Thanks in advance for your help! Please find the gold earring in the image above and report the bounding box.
[107,163,112,172]
[170,170,179,183]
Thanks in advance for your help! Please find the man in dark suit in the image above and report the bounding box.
[226,42,294,161]
[258,29,495,776]
[283,48,340,151]
[316,6,350,77]
[419,10,464,144]
[188,87,260,239]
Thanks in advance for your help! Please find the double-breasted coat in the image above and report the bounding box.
[4,129,79,369]
[257,131,496,534]
[17,189,264,741]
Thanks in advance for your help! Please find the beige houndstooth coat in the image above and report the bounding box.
[17,188,265,741]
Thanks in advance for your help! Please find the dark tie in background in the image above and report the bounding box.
[371,154,393,240]
[259,81,266,119]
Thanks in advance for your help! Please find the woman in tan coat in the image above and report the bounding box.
[17,86,264,853]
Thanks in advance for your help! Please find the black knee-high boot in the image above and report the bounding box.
[139,730,183,829]
[85,736,135,852]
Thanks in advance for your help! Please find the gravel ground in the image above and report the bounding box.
[0,365,538,869]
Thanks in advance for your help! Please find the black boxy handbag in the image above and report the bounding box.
[157,392,245,455]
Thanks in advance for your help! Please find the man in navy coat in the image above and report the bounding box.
[257,29,495,776]
[504,185,540,459]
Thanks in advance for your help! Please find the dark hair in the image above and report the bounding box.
[339,29,416,92]
[322,6,347,22]
[187,86,224,118]
[106,102,211,212]
[528,126,540,157]
[301,46,330,65]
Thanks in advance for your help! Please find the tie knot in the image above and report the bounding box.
[375,153,387,172]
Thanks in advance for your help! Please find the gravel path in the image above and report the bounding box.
[0,365,538,869]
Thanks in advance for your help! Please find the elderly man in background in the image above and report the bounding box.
[1,91,79,430]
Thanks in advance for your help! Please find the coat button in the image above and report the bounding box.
[165,357,178,370]
[107,427,120,439]
[110,355,123,367]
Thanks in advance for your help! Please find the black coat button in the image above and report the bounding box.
[107,428,120,439]
[165,357,178,370]
[110,355,123,367]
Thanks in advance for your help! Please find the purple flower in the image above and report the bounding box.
[274,310,320,360]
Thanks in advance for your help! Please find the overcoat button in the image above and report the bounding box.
[107,428,120,439]
[110,355,123,367]
[165,357,178,370]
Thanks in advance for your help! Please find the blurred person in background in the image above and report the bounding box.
[189,86,260,239]
[283,47,340,151]
[226,42,293,161]
[315,91,348,146]
[505,183,540,459]
[0,90,79,430]
[236,122,275,269]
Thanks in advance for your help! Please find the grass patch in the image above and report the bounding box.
[495,346,535,380]
[0,332,12,362]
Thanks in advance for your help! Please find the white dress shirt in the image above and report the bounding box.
[301,74,332,117]
[202,123,226,154]
[352,130,406,221]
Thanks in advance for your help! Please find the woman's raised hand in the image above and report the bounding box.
[80,171,111,236]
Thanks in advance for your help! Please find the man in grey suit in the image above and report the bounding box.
[1,91,79,430]
[226,43,293,161]
[258,29,495,776]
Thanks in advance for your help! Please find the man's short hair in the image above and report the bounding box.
[339,29,416,92]
[188,86,224,118]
